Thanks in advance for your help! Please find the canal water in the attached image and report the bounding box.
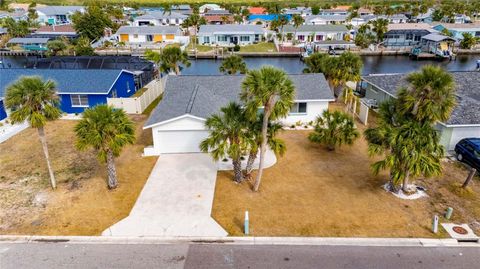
[1,55,479,75]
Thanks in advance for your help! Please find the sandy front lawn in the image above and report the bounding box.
[0,115,157,235]
[212,119,480,237]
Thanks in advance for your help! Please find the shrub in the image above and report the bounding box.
[309,110,360,151]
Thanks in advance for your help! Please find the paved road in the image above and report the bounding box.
[1,242,479,269]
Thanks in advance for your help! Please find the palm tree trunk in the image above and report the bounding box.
[402,171,410,193]
[37,126,56,189]
[174,65,180,75]
[462,167,477,188]
[387,173,399,193]
[232,158,242,183]
[106,149,118,189]
[244,149,258,178]
[253,109,271,192]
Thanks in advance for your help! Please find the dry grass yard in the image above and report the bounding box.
[212,107,480,237]
[0,115,157,235]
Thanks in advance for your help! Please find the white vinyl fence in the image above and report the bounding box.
[107,78,165,114]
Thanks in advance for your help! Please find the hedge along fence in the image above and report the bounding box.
[108,78,165,114]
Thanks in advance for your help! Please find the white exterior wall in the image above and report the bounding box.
[121,34,186,44]
[449,126,480,151]
[283,101,329,125]
[134,18,184,26]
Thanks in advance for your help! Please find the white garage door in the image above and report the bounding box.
[156,130,209,153]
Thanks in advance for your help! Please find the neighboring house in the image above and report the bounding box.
[248,7,267,15]
[452,14,471,24]
[115,26,186,44]
[433,23,480,40]
[143,74,334,155]
[203,9,231,17]
[199,4,222,14]
[358,8,373,16]
[359,72,480,151]
[383,23,435,47]
[0,69,137,114]
[304,15,348,25]
[171,4,192,16]
[36,6,85,25]
[379,14,408,24]
[319,9,349,16]
[283,25,349,43]
[133,11,188,26]
[0,10,28,21]
[283,7,312,16]
[31,24,77,39]
[247,14,292,28]
[412,8,434,23]
[7,37,50,51]
[205,15,234,25]
[198,25,265,46]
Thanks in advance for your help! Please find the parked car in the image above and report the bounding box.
[455,138,480,171]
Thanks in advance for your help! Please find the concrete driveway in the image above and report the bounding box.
[102,154,227,237]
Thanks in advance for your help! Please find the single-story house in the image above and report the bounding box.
[116,26,186,44]
[247,14,292,28]
[204,15,235,25]
[143,74,334,155]
[31,24,77,39]
[283,7,312,16]
[7,37,50,51]
[170,4,192,16]
[319,9,348,16]
[283,24,349,43]
[0,10,28,21]
[383,23,435,47]
[133,11,188,26]
[203,9,231,17]
[304,15,348,25]
[359,71,480,151]
[378,14,408,24]
[432,23,480,40]
[0,69,137,114]
[198,25,265,46]
[199,4,222,14]
[36,6,84,25]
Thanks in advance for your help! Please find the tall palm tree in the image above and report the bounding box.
[219,55,247,74]
[181,13,207,49]
[145,47,190,75]
[292,14,304,43]
[244,116,286,178]
[309,110,360,151]
[5,76,62,189]
[302,52,329,73]
[74,105,135,189]
[397,65,456,123]
[240,66,295,191]
[328,52,363,97]
[370,18,389,44]
[200,102,251,183]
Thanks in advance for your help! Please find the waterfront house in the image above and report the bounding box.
[383,23,435,47]
[36,6,84,25]
[31,24,77,39]
[142,74,334,155]
[115,26,187,45]
[0,69,137,114]
[7,37,50,51]
[133,11,188,26]
[198,25,265,46]
[412,33,455,58]
[283,24,349,43]
[304,15,348,25]
[359,72,480,151]
[432,23,480,40]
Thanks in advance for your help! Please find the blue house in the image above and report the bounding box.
[432,23,480,40]
[0,69,137,114]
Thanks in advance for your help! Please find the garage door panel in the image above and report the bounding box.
[157,130,209,153]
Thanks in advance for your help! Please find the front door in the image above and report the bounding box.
[230,36,238,45]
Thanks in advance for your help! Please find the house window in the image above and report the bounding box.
[70,94,89,107]
[414,35,421,41]
[316,35,323,41]
[133,34,138,38]
[240,35,250,42]
[217,35,227,42]
[298,35,305,41]
[406,33,413,40]
[204,36,210,43]
[475,31,480,37]
[290,102,307,114]
[146,35,153,41]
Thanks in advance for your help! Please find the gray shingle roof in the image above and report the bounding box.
[305,15,348,21]
[0,69,127,96]
[36,6,84,16]
[421,33,455,42]
[284,24,349,33]
[8,37,50,44]
[198,25,265,35]
[145,74,334,128]
[135,11,187,20]
[362,71,480,126]
[116,26,181,35]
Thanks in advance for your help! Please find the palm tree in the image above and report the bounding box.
[370,18,389,44]
[460,33,478,49]
[219,55,247,74]
[302,52,329,73]
[309,110,360,151]
[145,47,190,75]
[74,105,135,189]
[5,76,62,189]
[328,52,363,97]
[292,14,304,43]
[240,66,295,191]
[200,102,251,183]
[397,65,456,123]
[244,116,286,178]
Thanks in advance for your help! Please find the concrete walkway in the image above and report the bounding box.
[102,154,227,237]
